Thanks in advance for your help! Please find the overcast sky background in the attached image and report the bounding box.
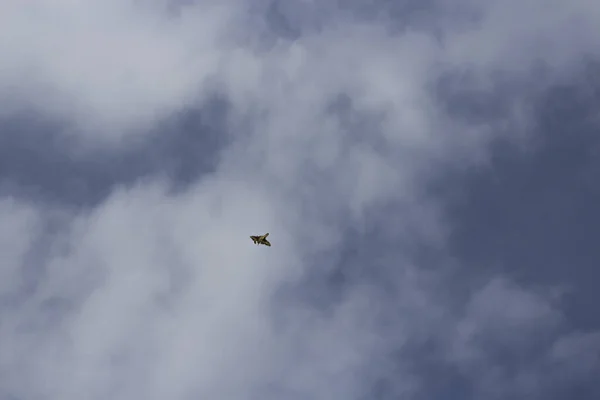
[1,1,599,399]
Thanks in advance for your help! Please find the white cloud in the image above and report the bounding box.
[0,198,40,296]
[0,0,237,144]
[1,0,600,399]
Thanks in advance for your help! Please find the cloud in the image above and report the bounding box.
[0,0,236,144]
[0,198,41,297]
[1,0,599,399]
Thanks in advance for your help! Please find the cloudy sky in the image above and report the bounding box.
[1,0,599,399]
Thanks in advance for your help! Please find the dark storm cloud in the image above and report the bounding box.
[0,98,228,207]
[445,71,600,331]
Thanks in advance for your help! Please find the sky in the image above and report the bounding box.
[0,0,599,399]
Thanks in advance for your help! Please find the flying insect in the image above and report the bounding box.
[250,233,271,246]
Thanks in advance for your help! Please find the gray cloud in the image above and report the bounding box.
[0,0,599,399]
